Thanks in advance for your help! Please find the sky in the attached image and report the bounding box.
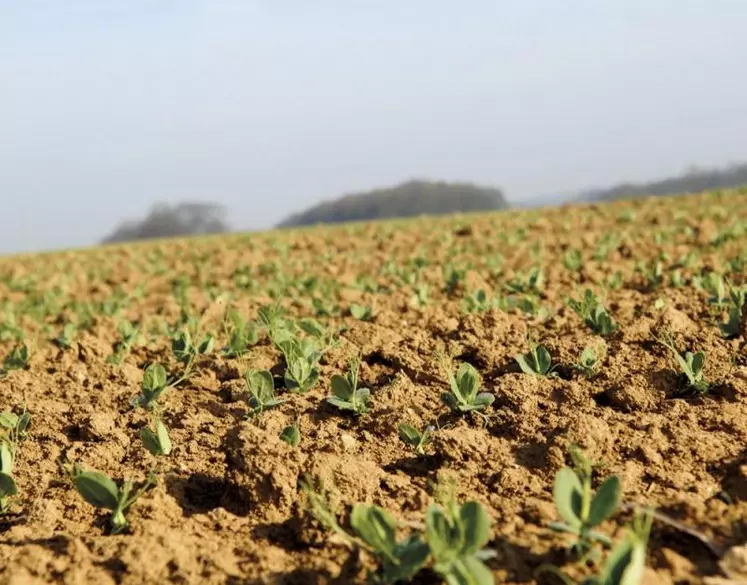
[2,0,747,254]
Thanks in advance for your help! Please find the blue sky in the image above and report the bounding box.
[2,0,747,253]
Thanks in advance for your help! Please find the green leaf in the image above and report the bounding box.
[351,504,397,560]
[426,505,459,564]
[458,501,491,555]
[552,467,583,528]
[0,442,13,474]
[537,346,552,374]
[383,535,430,582]
[442,555,495,585]
[0,472,17,498]
[588,475,621,528]
[74,471,121,511]
[139,427,162,456]
[0,412,18,429]
[398,424,421,446]
[457,364,479,401]
[246,370,275,400]
[142,363,167,392]
[514,353,535,375]
[279,425,300,447]
[330,374,353,401]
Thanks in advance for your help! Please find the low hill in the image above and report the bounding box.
[577,162,747,202]
[276,179,508,228]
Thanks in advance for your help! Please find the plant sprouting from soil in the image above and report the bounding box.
[351,504,431,584]
[398,423,435,455]
[61,462,157,534]
[280,337,321,394]
[279,424,301,447]
[54,322,78,349]
[106,320,143,365]
[349,303,374,321]
[515,342,556,377]
[131,363,169,410]
[172,328,214,381]
[0,409,30,513]
[567,290,618,336]
[3,343,29,372]
[221,309,260,358]
[718,281,746,339]
[439,357,494,414]
[550,447,622,560]
[539,510,653,585]
[657,337,709,395]
[563,249,583,272]
[573,346,605,380]
[245,370,285,415]
[326,358,371,415]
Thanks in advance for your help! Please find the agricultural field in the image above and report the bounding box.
[1,189,747,585]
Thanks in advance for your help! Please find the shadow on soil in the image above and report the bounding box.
[165,472,251,517]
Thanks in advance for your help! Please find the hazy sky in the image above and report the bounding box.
[2,1,747,254]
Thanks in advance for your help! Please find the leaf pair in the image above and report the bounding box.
[131,363,170,410]
[441,363,494,414]
[67,465,157,534]
[327,359,371,415]
[659,338,709,395]
[398,424,434,455]
[551,465,621,556]
[139,416,172,456]
[515,344,555,377]
[567,290,618,336]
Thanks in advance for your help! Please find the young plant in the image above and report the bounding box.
[63,463,157,534]
[107,320,143,365]
[221,308,260,358]
[327,359,371,415]
[550,448,621,559]
[563,249,583,272]
[0,409,30,513]
[131,363,169,410]
[281,338,321,394]
[279,424,301,447]
[3,343,29,371]
[398,423,434,455]
[718,282,746,339]
[351,504,430,584]
[538,510,652,585]
[139,415,172,456]
[171,329,214,381]
[573,346,604,379]
[349,304,374,321]
[658,338,709,395]
[425,499,495,585]
[245,370,285,415]
[515,343,555,377]
[440,361,494,414]
[54,322,78,349]
[567,290,618,336]
[463,289,497,314]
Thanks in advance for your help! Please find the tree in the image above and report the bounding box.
[101,202,229,244]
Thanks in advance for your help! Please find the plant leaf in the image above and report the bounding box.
[330,374,353,400]
[552,467,583,528]
[458,501,491,555]
[588,475,621,528]
[350,504,397,560]
[74,471,121,510]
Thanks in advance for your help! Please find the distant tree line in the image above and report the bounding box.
[276,179,508,228]
[579,162,747,202]
[101,202,229,244]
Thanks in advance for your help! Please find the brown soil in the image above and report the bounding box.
[1,189,747,585]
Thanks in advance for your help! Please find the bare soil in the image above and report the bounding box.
[1,190,747,584]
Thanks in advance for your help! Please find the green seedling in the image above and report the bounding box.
[0,409,30,513]
[3,343,29,371]
[563,249,583,272]
[411,284,431,309]
[440,361,494,414]
[426,499,496,585]
[567,290,618,336]
[398,423,434,455]
[172,329,214,380]
[550,449,622,559]
[106,320,143,365]
[351,504,431,584]
[718,282,746,339]
[515,343,555,377]
[538,510,652,585]
[54,322,78,349]
[327,359,371,415]
[139,415,172,456]
[505,266,545,295]
[131,363,169,410]
[221,308,260,358]
[63,463,157,534]
[245,370,285,414]
[349,303,374,321]
[279,424,301,447]
[281,340,320,394]
[463,289,497,314]
[658,338,709,395]
[444,265,468,295]
[574,347,604,379]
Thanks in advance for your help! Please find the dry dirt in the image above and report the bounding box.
[1,190,747,585]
